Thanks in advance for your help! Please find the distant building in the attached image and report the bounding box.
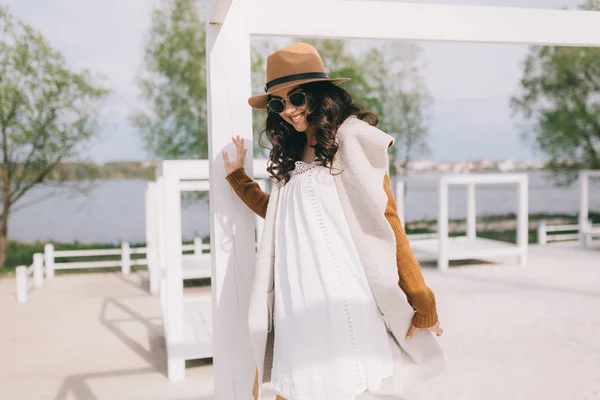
[473,159,494,170]
[520,160,545,170]
[497,159,516,172]
[406,159,436,172]
[434,161,474,173]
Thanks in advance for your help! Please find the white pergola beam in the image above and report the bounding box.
[206,0,256,397]
[206,0,234,25]
[247,0,600,47]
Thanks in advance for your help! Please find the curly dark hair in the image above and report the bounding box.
[258,81,378,185]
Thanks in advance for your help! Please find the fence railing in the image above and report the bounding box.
[537,220,598,246]
[15,253,44,303]
[16,237,208,303]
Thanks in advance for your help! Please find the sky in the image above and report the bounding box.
[3,0,588,164]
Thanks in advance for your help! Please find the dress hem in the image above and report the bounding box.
[269,365,395,400]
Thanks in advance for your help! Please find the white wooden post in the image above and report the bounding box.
[16,266,27,303]
[163,162,184,380]
[579,170,589,246]
[156,173,167,295]
[146,182,160,295]
[207,0,256,395]
[585,218,594,248]
[438,178,449,271]
[394,177,406,230]
[517,176,529,265]
[538,220,547,246]
[194,237,202,255]
[467,182,476,240]
[121,242,131,275]
[33,253,44,288]
[44,243,55,279]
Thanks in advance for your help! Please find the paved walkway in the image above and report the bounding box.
[1,242,599,400]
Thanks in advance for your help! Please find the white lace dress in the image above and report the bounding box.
[269,160,394,400]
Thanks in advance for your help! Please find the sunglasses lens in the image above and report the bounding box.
[289,92,307,107]
[268,99,284,113]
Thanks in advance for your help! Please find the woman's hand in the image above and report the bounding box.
[222,135,247,176]
[405,320,443,341]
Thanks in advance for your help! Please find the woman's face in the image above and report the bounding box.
[269,85,309,132]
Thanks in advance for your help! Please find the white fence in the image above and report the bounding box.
[15,238,207,303]
[15,253,44,303]
[538,220,598,246]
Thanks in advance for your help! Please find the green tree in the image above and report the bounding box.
[130,0,207,160]
[132,1,270,161]
[250,39,277,158]
[294,39,432,176]
[0,5,109,266]
[297,39,383,116]
[511,0,600,185]
[362,41,433,176]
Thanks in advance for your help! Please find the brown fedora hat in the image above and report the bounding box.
[248,42,351,110]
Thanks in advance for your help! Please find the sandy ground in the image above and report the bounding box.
[1,242,599,400]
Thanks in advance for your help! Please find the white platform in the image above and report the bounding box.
[181,255,211,280]
[166,295,213,363]
[583,227,600,243]
[410,236,522,264]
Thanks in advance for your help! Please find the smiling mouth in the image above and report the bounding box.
[291,114,304,124]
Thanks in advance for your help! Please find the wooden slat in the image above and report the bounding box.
[54,261,121,269]
[54,249,122,257]
[545,224,579,232]
[547,234,580,242]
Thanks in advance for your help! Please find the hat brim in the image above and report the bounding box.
[248,77,351,110]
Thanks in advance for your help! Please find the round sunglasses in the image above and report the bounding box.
[267,92,307,113]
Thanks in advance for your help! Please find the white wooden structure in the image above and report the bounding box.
[43,242,146,278]
[579,170,600,247]
[16,240,204,304]
[15,253,44,303]
[150,159,269,381]
[406,174,528,271]
[537,221,580,245]
[205,0,600,397]
[153,160,214,381]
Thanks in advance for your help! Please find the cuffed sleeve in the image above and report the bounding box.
[225,168,270,219]
[382,174,439,328]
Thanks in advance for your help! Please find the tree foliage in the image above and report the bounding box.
[298,39,432,175]
[130,0,208,160]
[510,0,600,185]
[133,3,432,177]
[362,41,433,174]
[0,5,109,266]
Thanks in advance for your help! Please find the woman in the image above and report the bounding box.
[222,43,444,400]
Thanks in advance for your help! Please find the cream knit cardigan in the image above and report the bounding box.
[248,116,445,399]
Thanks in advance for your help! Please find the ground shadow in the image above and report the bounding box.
[53,367,156,400]
[113,270,151,293]
[98,296,166,374]
[53,293,216,399]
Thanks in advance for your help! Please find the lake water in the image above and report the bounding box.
[9,172,600,244]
